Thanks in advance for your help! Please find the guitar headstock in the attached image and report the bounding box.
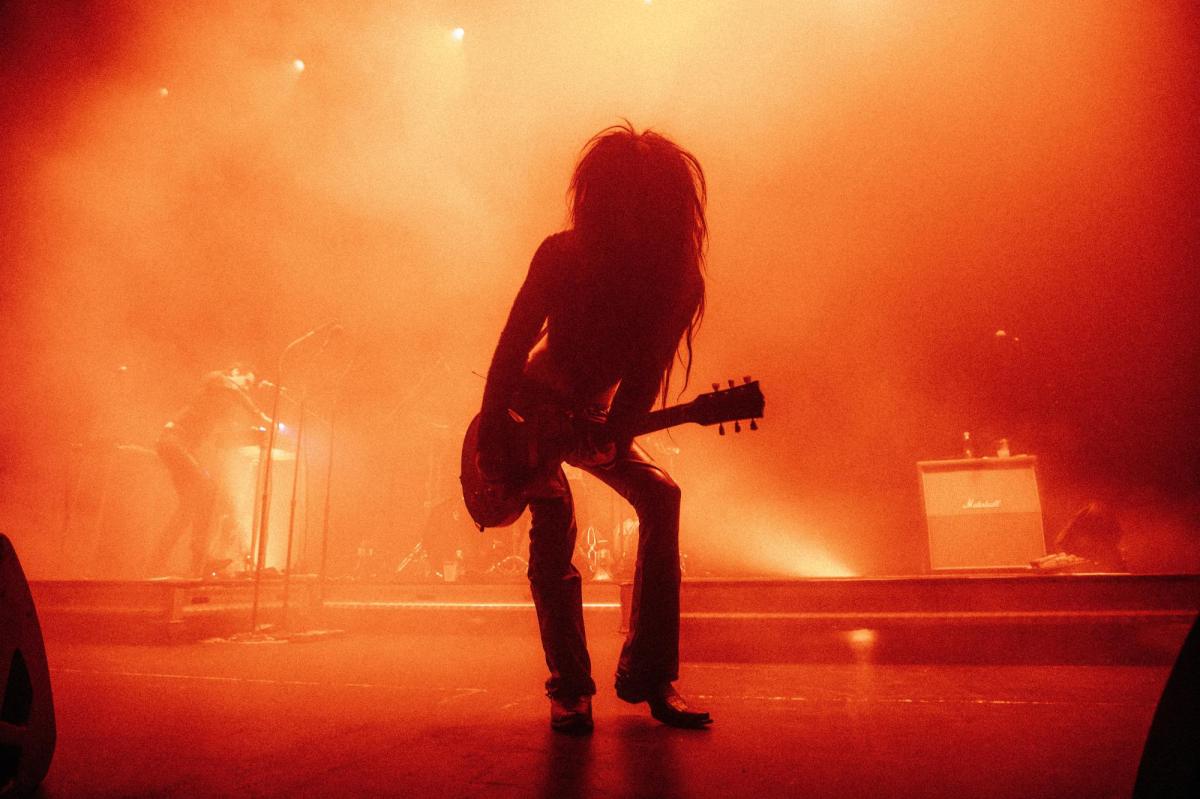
[690,377,765,434]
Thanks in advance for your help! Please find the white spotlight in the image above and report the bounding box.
[451,27,465,42]
[847,628,877,646]
[292,58,306,72]
[158,87,169,98]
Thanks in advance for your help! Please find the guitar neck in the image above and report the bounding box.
[621,403,694,439]
[606,379,763,440]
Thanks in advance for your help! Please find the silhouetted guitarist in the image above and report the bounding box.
[478,123,712,732]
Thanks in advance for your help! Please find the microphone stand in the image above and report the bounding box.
[278,387,307,630]
[247,383,328,582]
[279,333,351,626]
[248,322,337,635]
[318,354,361,609]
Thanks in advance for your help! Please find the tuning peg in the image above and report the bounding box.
[734,420,741,433]
[727,379,735,388]
[743,376,752,384]
[711,382,720,392]
[718,423,726,436]
[750,419,758,431]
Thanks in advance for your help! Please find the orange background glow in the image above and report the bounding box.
[1,1,1197,577]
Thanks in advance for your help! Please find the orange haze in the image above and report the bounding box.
[2,1,1197,578]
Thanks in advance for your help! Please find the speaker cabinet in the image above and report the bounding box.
[918,456,1046,571]
[0,534,56,795]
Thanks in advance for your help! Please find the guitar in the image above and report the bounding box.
[460,378,765,529]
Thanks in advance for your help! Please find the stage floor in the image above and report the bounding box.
[41,626,1170,799]
[26,574,1197,796]
[29,573,1200,663]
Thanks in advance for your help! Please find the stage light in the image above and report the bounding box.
[846,628,877,646]
[845,628,878,661]
[451,27,465,42]
[292,58,306,73]
[157,87,169,98]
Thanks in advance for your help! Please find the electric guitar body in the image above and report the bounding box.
[460,379,765,529]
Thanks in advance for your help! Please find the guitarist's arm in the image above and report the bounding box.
[606,369,661,450]
[477,236,559,474]
[606,302,695,449]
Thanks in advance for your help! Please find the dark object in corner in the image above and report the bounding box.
[1134,615,1200,798]
[0,533,57,796]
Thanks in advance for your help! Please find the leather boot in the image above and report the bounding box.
[550,694,593,734]
[616,681,712,728]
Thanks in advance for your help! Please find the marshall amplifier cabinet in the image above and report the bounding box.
[917,455,1046,571]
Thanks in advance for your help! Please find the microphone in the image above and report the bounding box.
[285,321,340,352]
[318,323,344,351]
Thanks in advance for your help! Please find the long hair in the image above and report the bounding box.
[567,121,707,403]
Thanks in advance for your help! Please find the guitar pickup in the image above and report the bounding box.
[506,408,526,424]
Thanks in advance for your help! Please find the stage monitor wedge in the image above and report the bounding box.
[918,456,1046,571]
[0,533,56,795]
